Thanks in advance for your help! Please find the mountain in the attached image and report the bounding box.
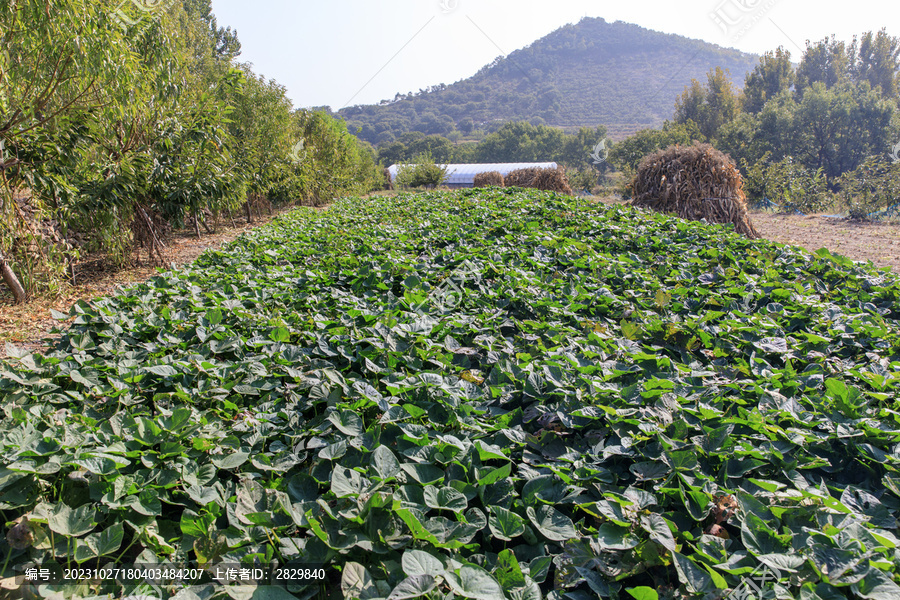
[337,17,759,144]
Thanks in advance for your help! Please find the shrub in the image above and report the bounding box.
[567,167,600,192]
[743,155,832,213]
[838,156,900,220]
[394,152,449,189]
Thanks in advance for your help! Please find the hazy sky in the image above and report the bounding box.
[207,1,900,111]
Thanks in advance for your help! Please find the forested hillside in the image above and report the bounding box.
[338,17,759,145]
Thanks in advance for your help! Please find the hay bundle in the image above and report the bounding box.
[630,143,760,239]
[532,166,573,195]
[505,166,573,195]
[383,167,394,191]
[473,171,504,187]
[504,167,540,188]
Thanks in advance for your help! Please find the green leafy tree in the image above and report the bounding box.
[72,3,244,262]
[406,135,456,163]
[416,112,455,136]
[452,142,478,164]
[853,29,900,97]
[296,109,380,203]
[0,0,163,298]
[149,83,245,238]
[225,66,296,221]
[837,156,900,219]
[559,126,609,171]
[475,121,565,162]
[742,155,832,213]
[726,80,894,183]
[716,112,764,168]
[180,0,242,62]
[791,81,895,179]
[673,80,706,132]
[0,1,141,148]
[742,47,794,114]
[716,89,798,169]
[752,90,799,163]
[0,0,381,302]
[703,67,740,137]
[795,35,854,98]
[608,121,703,177]
[796,31,900,100]
[377,141,409,166]
[674,67,740,139]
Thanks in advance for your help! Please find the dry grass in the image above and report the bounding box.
[504,167,541,188]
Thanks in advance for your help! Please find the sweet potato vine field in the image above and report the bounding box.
[1,188,900,600]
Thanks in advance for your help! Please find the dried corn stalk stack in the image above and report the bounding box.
[630,143,760,239]
[505,166,573,195]
[532,166,574,195]
[473,171,504,187]
[504,167,541,188]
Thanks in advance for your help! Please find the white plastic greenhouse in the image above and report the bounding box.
[387,162,558,189]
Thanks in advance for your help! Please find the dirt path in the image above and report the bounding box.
[0,204,323,358]
[749,211,900,273]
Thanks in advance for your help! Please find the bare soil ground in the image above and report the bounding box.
[749,211,900,273]
[593,194,900,272]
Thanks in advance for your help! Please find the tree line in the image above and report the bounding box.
[609,29,900,215]
[375,122,611,191]
[0,0,381,303]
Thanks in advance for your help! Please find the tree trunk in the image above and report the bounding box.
[0,248,26,304]
[201,213,214,234]
[192,209,201,239]
[136,204,166,265]
[245,199,252,224]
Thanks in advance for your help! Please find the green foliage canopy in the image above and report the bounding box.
[0,0,380,300]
